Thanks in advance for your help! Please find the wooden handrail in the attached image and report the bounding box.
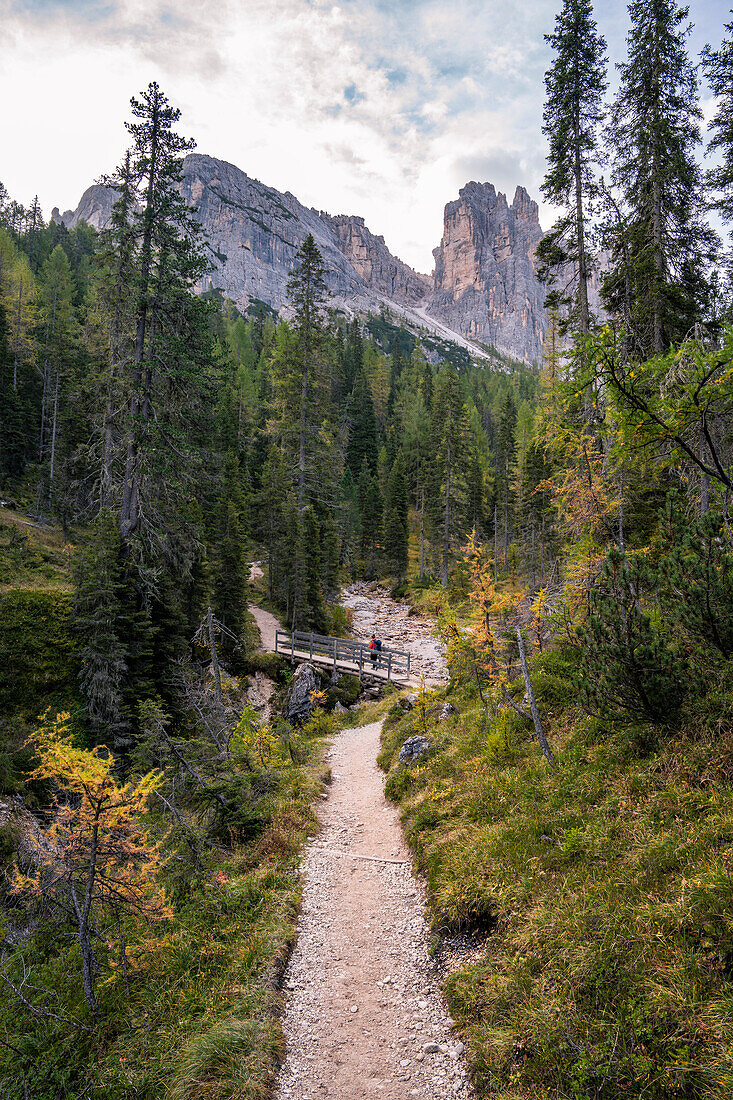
[274,629,411,682]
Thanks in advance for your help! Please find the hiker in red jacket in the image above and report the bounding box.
[368,634,377,666]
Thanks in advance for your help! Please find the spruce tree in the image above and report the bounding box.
[604,0,715,354]
[432,363,468,587]
[537,0,607,332]
[106,82,213,545]
[495,393,517,567]
[271,234,334,513]
[383,450,409,580]
[345,368,380,478]
[702,18,733,228]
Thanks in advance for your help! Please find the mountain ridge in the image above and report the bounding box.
[54,153,550,363]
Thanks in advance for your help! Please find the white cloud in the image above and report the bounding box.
[0,0,728,271]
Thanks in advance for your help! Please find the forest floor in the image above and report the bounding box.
[272,718,472,1100]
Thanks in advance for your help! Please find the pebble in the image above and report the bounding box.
[340,585,448,683]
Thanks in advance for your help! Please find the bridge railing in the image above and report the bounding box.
[274,629,411,682]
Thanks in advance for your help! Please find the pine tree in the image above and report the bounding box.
[495,393,517,567]
[108,82,212,545]
[39,245,77,505]
[432,363,468,587]
[345,368,380,478]
[702,18,733,229]
[271,234,334,513]
[537,0,607,332]
[383,450,409,580]
[604,0,715,355]
[358,463,382,578]
[74,510,130,747]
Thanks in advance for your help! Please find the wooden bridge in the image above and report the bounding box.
[275,630,412,684]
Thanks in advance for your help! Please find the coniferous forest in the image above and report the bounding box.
[2,0,733,1096]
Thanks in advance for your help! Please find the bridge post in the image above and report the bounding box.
[387,653,392,682]
[291,633,294,661]
[309,633,313,660]
[333,638,337,673]
[359,645,363,678]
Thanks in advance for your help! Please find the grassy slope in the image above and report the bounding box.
[378,648,733,1099]
[0,731,330,1099]
[0,520,333,1099]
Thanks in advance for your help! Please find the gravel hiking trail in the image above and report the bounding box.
[273,719,473,1100]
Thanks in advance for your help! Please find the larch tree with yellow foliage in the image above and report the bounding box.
[10,713,170,1016]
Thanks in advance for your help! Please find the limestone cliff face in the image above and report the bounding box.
[53,185,117,231]
[56,154,427,317]
[325,215,430,306]
[55,158,556,363]
[427,182,547,363]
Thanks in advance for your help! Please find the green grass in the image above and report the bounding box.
[0,508,74,593]
[0,725,330,1100]
[378,648,733,1099]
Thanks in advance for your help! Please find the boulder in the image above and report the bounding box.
[438,702,457,720]
[282,663,322,724]
[398,736,431,765]
[401,693,418,711]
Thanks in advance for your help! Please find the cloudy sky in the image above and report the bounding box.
[0,0,730,271]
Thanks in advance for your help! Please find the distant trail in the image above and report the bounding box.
[248,563,284,653]
[273,720,472,1100]
[249,602,282,653]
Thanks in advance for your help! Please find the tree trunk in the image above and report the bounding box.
[516,627,554,765]
[40,285,57,461]
[120,97,160,540]
[13,283,22,391]
[48,366,60,505]
[573,116,589,335]
[419,485,425,582]
[493,503,498,584]
[442,457,450,587]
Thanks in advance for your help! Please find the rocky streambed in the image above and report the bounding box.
[340,583,448,684]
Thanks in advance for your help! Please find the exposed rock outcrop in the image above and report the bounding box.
[282,662,322,725]
[325,214,430,306]
[55,156,563,363]
[428,182,547,363]
[52,184,118,232]
[56,154,429,321]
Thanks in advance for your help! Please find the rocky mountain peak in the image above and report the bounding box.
[427,179,546,362]
[54,155,553,363]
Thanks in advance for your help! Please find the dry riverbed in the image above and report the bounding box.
[273,719,472,1100]
[341,584,448,684]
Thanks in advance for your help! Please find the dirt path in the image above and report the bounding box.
[249,602,282,653]
[273,720,472,1100]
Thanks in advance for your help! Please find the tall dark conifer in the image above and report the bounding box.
[703,19,733,229]
[346,369,380,478]
[537,0,607,332]
[604,0,715,355]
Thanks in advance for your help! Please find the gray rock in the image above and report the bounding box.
[438,703,457,720]
[282,663,321,724]
[429,182,546,363]
[334,702,348,714]
[423,1042,441,1054]
[398,736,431,765]
[56,153,595,365]
[401,693,418,711]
